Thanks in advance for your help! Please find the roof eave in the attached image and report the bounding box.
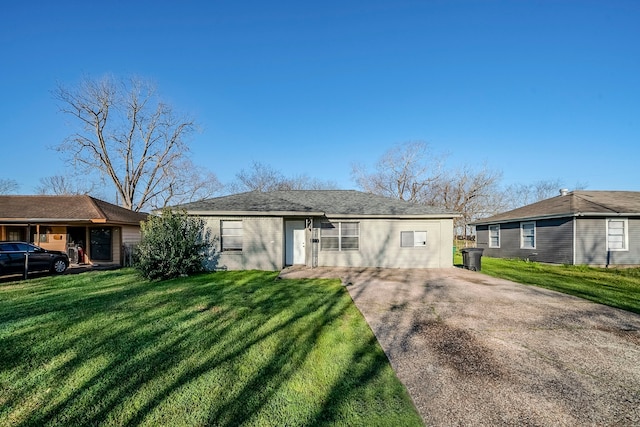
[0,218,143,225]
[473,211,640,225]
[326,213,461,219]
[181,210,458,219]
[182,210,326,217]
[0,218,97,223]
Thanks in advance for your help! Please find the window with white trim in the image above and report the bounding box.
[401,231,427,247]
[488,225,500,248]
[520,221,536,249]
[221,220,243,251]
[320,221,359,251]
[606,218,628,251]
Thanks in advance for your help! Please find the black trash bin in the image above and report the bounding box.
[461,248,484,271]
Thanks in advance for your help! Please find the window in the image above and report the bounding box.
[607,218,628,251]
[221,220,243,252]
[520,222,536,249]
[90,228,112,261]
[401,231,427,247]
[7,227,25,241]
[320,222,359,251]
[489,225,500,248]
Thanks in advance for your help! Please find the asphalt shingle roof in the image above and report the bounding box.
[473,191,640,225]
[0,195,148,225]
[173,190,458,217]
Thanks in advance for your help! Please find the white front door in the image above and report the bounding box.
[285,220,306,265]
[293,229,306,265]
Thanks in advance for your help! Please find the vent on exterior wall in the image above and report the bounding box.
[559,189,569,196]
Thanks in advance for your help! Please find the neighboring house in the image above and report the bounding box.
[473,190,640,267]
[173,190,459,271]
[0,195,148,266]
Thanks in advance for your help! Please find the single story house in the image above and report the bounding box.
[473,190,640,267]
[173,190,459,271]
[0,195,148,266]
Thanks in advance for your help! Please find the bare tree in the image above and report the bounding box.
[0,178,19,194]
[426,164,503,238]
[229,161,338,192]
[231,161,288,192]
[287,174,339,190]
[501,179,588,210]
[35,175,97,195]
[351,141,443,202]
[149,158,223,208]
[351,142,504,239]
[53,74,219,211]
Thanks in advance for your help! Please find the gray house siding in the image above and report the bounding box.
[176,190,458,271]
[473,191,640,267]
[202,215,455,271]
[316,218,453,269]
[575,217,640,266]
[203,216,284,271]
[477,218,573,264]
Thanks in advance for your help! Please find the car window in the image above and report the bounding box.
[0,243,14,251]
[13,243,31,252]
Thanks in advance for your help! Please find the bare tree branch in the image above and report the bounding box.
[351,141,443,202]
[0,178,19,194]
[427,163,503,237]
[34,175,98,196]
[53,74,214,211]
[229,161,338,193]
[501,179,589,210]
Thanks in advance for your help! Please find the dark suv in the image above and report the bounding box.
[0,242,69,277]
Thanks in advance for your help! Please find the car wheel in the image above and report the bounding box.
[52,259,68,274]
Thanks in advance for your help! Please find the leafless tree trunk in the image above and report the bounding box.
[53,75,220,211]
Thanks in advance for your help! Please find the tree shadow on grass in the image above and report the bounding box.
[1,269,420,426]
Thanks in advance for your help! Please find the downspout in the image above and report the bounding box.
[572,217,576,265]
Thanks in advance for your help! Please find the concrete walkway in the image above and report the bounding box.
[279,266,640,426]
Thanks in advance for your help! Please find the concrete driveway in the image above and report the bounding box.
[279,266,640,426]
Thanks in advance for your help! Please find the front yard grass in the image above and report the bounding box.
[0,269,422,426]
[477,256,640,314]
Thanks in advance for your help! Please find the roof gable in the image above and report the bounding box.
[173,190,458,218]
[474,191,640,225]
[0,195,148,225]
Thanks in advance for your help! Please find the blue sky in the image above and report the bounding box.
[2,0,639,194]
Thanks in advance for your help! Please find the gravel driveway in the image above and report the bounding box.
[279,266,640,426]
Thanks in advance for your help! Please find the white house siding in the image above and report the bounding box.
[121,225,142,246]
[203,216,284,271]
[316,218,453,269]
[112,227,121,264]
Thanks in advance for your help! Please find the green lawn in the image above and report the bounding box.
[458,254,640,314]
[0,269,423,427]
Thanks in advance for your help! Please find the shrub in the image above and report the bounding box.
[136,209,212,280]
